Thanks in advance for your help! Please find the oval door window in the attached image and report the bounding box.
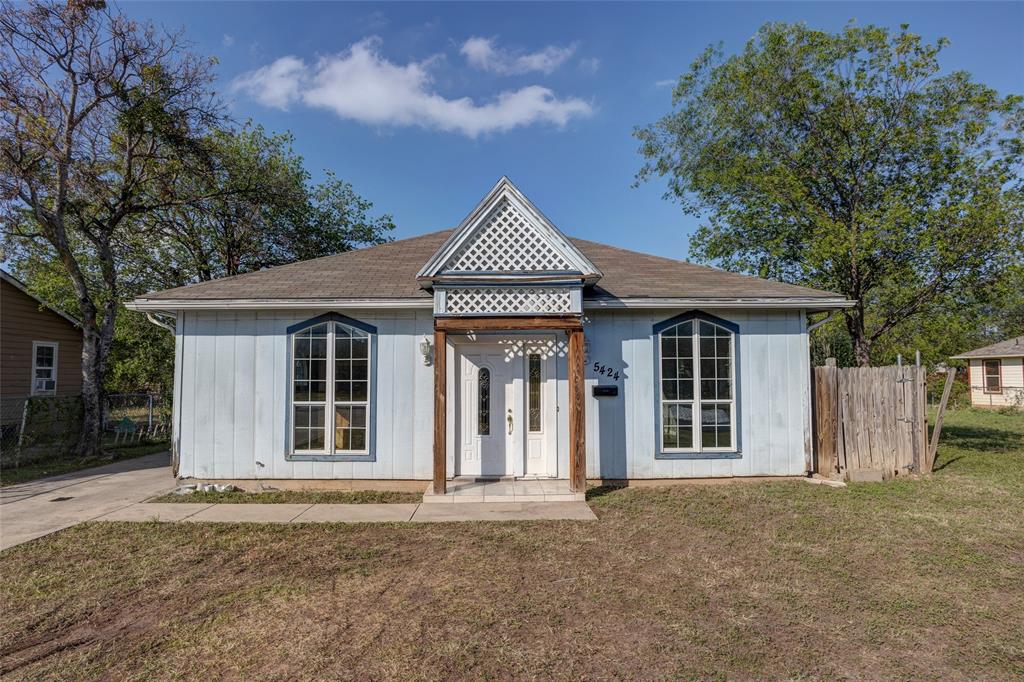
[478,367,490,435]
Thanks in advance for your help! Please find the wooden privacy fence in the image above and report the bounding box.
[813,364,929,480]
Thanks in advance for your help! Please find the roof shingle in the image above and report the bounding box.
[951,336,1024,359]
[138,229,844,302]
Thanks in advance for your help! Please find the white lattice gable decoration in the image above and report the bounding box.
[442,199,574,273]
[443,287,574,315]
[418,177,601,281]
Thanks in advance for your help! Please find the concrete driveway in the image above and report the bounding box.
[0,452,175,551]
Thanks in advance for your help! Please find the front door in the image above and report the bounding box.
[456,342,557,478]
[458,346,514,477]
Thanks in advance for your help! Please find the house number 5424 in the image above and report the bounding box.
[592,362,620,381]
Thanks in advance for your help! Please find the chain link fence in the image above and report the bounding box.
[0,393,170,471]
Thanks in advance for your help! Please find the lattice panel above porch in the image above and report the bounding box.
[444,287,575,315]
[442,199,575,273]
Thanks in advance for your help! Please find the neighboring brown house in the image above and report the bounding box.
[1,270,83,419]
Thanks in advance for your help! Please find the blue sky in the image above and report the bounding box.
[125,1,1023,261]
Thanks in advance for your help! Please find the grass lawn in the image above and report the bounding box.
[1,408,1022,680]
[149,489,424,504]
[0,442,169,487]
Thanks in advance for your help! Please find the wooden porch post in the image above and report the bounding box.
[568,328,586,492]
[433,328,447,495]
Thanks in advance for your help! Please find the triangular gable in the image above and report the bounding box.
[417,177,601,283]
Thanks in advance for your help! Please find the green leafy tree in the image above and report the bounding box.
[139,124,394,284]
[637,22,1024,366]
[0,0,221,457]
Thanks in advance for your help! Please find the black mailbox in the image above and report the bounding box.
[592,385,618,397]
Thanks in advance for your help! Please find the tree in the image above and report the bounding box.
[637,22,1024,365]
[139,124,395,284]
[0,0,221,457]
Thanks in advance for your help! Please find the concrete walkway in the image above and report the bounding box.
[1,454,595,551]
[98,501,597,524]
[0,452,176,550]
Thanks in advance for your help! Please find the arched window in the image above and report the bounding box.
[655,312,737,454]
[289,313,375,457]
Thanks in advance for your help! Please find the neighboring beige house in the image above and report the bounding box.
[952,336,1024,409]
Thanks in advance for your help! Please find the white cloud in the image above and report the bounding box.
[231,38,592,138]
[460,36,576,75]
[232,55,307,110]
[578,57,601,75]
[222,34,235,48]
[654,78,677,88]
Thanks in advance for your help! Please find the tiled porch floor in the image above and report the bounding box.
[423,478,585,503]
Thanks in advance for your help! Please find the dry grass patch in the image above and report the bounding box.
[1,409,1022,680]
[149,489,423,504]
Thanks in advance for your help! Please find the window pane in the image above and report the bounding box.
[662,402,694,449]
[681,379,694,400]
[350,429,366,450]
[662,359,677,380]
[700,379,717,400]
[35,346,54,366]
[478,367,490,435]
[351,381,368,401]
[309,381,327,402]
[294,381,310,402]
[700,404,731,448]
[351,337,368,358]
[661,336,676,358]
[350,406,366,428]
[308,428,325,450]
[352,360,368,380]
[528,354,541,432]
[336,337,351,360]
[335,381,352,401]
[336,360,351,380]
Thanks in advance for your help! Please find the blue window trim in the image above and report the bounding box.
[286,312,377,463]
[653,310,742,460]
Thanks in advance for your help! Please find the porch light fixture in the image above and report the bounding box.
[419,336,433,366]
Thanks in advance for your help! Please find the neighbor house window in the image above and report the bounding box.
[655,312,737,454]
[289,314,375,457]
[32,341,58,396]
[983,360,1002,393]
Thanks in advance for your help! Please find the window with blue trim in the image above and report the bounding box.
[291,317,372,455]
[658,314,736,452]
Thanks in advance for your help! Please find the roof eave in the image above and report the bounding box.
[126,298,435,312]
[583,297,854,311]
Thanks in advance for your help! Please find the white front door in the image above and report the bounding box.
[456,342,557,478]
[458,346,514,477]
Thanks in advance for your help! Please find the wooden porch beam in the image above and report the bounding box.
[434,316,583,332]
[433,328,447,495]
[568,328,586,493]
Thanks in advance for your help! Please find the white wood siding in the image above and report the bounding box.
[582,309,811,479]
[176,309,436,480]
[174,308,812,480]
[968,358,1024,408]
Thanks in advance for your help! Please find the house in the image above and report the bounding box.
[951,336,1024,409]
[127,178,852,495]
[1,270,83,434]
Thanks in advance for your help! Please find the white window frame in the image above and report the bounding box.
[31,341,58,396]
[656,315,738,455]
[288,317,374,458]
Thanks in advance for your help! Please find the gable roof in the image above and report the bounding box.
[951,336,1024,359]
[1,269,80,327]
[417,177,600,283]
[128,229,851,310]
